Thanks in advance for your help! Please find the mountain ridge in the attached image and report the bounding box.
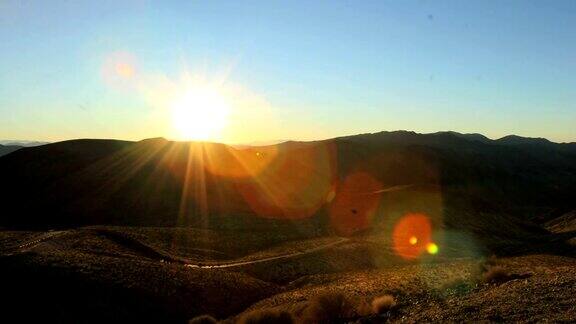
[1,130,575,252]
[0,144,23,157]
[0,140,50,147]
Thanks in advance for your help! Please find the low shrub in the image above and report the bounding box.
[371,295,396,314]
[301,292,354,323]
[481,266,512,284]
[239,309,294,324]
[189,314,217,324]
[355,299,373,317]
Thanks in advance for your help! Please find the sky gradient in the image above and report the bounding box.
[1,0,575,143]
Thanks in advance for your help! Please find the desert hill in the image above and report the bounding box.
[0,144,22,157]
[1,131,576,322]
[546,209,576,238]
[0,140,49,147]
[0,140,49,157]
[0,131,575,254]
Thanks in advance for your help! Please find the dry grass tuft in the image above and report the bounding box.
[301,292,354,323]
[355,299,374,317]
[482,266,512,284]
[371,295,396,314]
[188,314,217,324]
[239,309,294,324]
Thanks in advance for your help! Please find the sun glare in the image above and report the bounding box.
[171,86,230,140]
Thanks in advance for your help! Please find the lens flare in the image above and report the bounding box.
[328,171,382,236]
[115,62,135,79]
[392,213,433,260]
[426,242,439,254]
[101,51,138,88]
[236,142,336,219]
[434,230,483,259]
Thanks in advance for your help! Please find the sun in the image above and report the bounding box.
[170,86,230,140]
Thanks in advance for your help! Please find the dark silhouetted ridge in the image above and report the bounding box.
[0,144,22,157]
[0,131,574,255]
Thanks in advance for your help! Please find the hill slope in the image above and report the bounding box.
[547,210,576,234]
[0,131,575,253]
[0,144,22,157]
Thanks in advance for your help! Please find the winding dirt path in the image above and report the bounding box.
[16,230,70,251]
[12,229,350,269]
[184,237,349,269]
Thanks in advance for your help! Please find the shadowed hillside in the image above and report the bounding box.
[0,131,575,254]
[0,144,22,157]
[547,210,576,233]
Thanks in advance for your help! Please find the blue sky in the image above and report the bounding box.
[0,0,575,143]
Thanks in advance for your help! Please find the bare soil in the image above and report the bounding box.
[1,227,574,323]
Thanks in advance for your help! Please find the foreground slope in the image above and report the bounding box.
[0,226,574,323]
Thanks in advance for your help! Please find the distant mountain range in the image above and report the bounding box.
[0,131,574,253]
[0,144,22,157]
[0,140,50,147]
[0,140,49,157]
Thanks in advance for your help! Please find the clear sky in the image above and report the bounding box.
[1,0,575,143]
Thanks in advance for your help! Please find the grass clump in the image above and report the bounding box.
[301,292,354,323]
[239,309,294,324]
[354,299,374,317]
[189,314,217,324]
[481,265,513,284]
[371,295,396,314]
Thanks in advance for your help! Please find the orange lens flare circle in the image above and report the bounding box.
[392,213,433,260]
[237,143,336,220]
[101,51,138,89]
[328,171,383,236]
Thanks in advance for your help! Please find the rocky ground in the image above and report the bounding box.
[1,228,574,323]
[238,254,576,323]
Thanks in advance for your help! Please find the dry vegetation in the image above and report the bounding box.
[239,309,294,324]
[300,292,354,323]
[189,315,218,324]
[235,254,576,322]
[481,266,512,284]
[1,227,575,323]
[371,295,396,314]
